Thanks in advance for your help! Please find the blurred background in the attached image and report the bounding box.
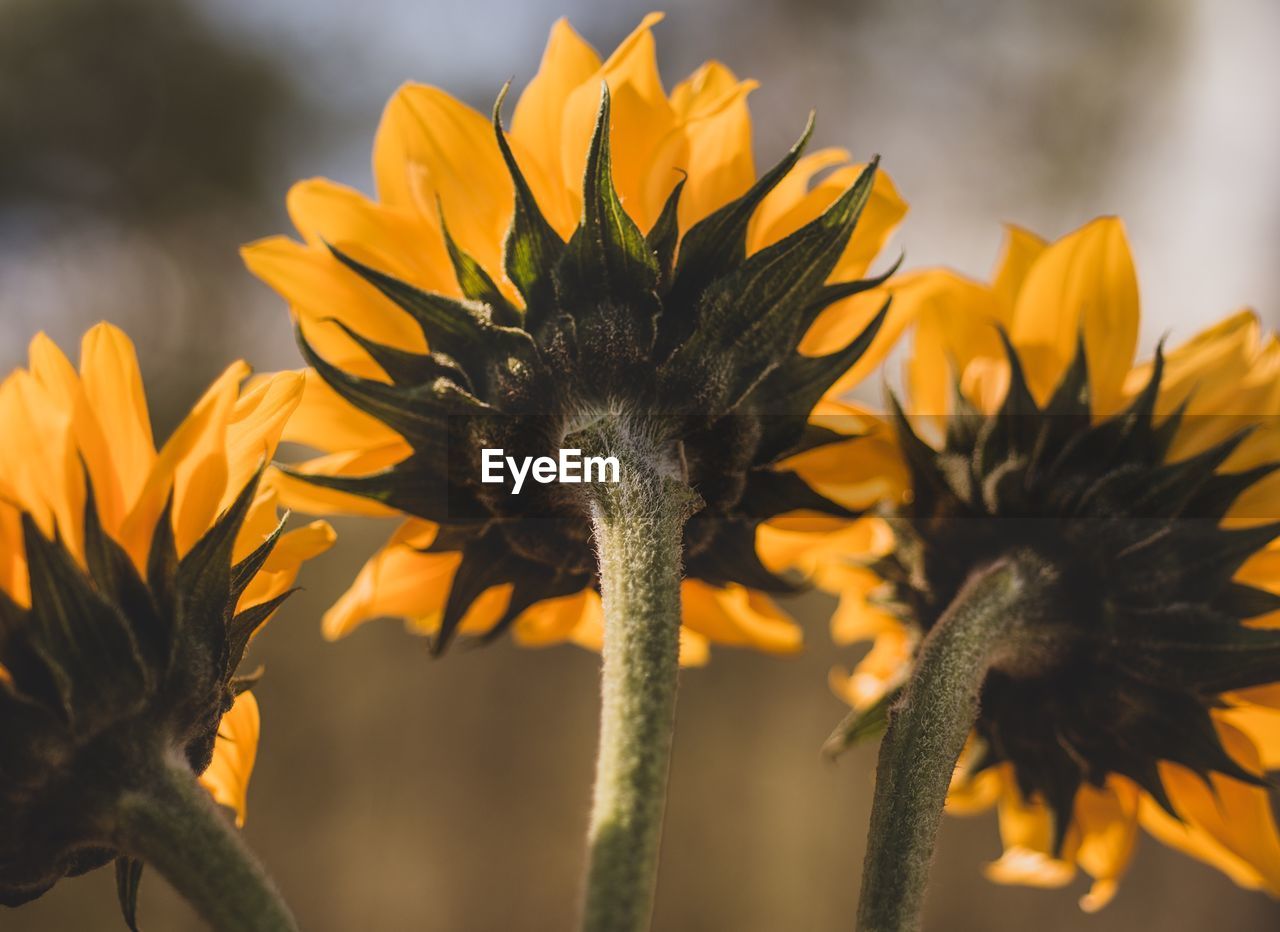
[3,0,1279,929]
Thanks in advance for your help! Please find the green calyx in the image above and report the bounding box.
[0,468,291,924]
[293,82,895,654]
[863,333,1280,850]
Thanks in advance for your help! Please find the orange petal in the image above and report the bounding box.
[669,62,757,229]
[372,84,511,277]
[286,177,457,295]
[320,521,517,641]
[1073,778,1141,912]
[679,579,801,652]
[241,236,425,355]
[990,224,1048,310]
[895,269,1008,417]
[1010,217,1138,412]
[79,323,156,512]
[559,13,675,231]
[119,361,247,567]
[199,690,260,827]
[510,18,602,235]
[278,368,405,455]
[1140,719,1280,894]
[0,371,83,561]
[221,371,304,515]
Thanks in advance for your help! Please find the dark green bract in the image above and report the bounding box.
[294,84,894,654]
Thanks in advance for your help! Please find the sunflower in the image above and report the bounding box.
[242,12,907,660]
[0,324,333,927]
[828,218,1280,916]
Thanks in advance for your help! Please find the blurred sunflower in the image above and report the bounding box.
[243,13,907,660]
[828,218,1280,912]
[0,324,333,921]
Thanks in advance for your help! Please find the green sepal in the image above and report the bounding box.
[277,461,461,525]
[492,83,565,326]
[556,84,662,365]
[323,317,469,391]
[646,175,686,287]
[21,514,149,729]
[227,590,297,672]
[663,159,880,409]
[559,83,660,300]
[295,325,486,449]
[667,112,815,307]
[229,515,287,607]
[737,468,856,520]
[822,687,899,758]
[114,857,144,932]
[753,296,890,417]
[328,244,535,379]
[438,202,521,327]
[805,253,902,317]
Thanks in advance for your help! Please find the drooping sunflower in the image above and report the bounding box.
[827,218,1280,915]
[0,324,333,927]
[242,13,907,661]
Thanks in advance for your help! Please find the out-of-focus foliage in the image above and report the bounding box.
[0,0,292,219]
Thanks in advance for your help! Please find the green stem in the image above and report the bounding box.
[579,424,699,932]
[111,749,298,932]
[855,550,1050,932]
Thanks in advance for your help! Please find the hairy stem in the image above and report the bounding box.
[111,748,297,932]
[856,550,1050,932]
[579,422,700,932]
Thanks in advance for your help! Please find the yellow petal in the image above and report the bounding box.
[241,237,425,356]
[372,84,511,277]
[559,13,675,231]
[1073,778,1141,912]
[278,368,405,455]
[748,147,850,251]
[985,776,1077,888]
[946,741,1002,815]
[510,18,602,235]
[512,588,598,646]
[1010,217,1138,412]
[0,371,84,561]
[679,579,801,653]
[985,846,1077,889]
[79,323,156,512]
[236,514,336,614]
[991,224,1048,310]
[1141,719,1280,894]
[267,440,412,518]
[898,269,1008,417]
[777,427,906,513]
[828,574,903,646]
[119,361,248,567]
[829,624,913,709]
[221,371,304,515]
[757,163,906,294]
[322,521,455,639]
[199,690,260,827]
[669,62,757,229]
[527,587,710,666]
[29,333,128,536]
[1219,694,1280,770]
[286,177,458,295]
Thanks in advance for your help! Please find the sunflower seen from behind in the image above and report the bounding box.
[244,13,906,930]
[0,324,333,931]
[825,218,1280,928]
